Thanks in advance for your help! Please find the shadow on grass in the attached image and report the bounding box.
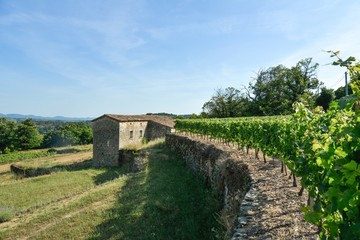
[89,143,223,240]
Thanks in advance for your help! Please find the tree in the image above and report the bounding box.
[247,58,321,115]
[0,118,16,153]
[315,87,335,111]
[248,65,292,115]
[0,118,43,153]
[199,112,209,119]
[334,85,353,99]
[41,122,92,148]
[202,59,321,117]
[286,58,321,107]
[189,113,199,119]
[15,119,43,150]
[42,130,74,147]
[202,87,249,118]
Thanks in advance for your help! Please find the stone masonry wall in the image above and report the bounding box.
[145,121,173,141]
[92,117,120,167]
[165,134,251,227]
[119,121,148,148]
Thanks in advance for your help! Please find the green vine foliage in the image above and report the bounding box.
[295,99,360,239]
[175,53,359,239]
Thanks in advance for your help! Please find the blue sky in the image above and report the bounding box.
[1,0,359,118]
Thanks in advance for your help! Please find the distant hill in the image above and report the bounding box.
[0,113,93,121]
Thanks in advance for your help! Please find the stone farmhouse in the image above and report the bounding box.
[92,114,175,167]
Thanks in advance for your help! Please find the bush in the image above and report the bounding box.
[47,148,57,154]
[141,137,148,145]
[0,208,15,223]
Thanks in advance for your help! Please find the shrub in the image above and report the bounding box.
[47,148,57,154]
[0,208,15,223]
[141,137,148,145]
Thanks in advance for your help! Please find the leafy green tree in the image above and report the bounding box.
[79,125,92,144]
[286,58,321,107]
[247,65,292,115]
[202,58,321,117]
[42,130,73,147]
[0,118,43,153]
[315,87,335,111]
[0,118,16,153]
[202,87,249,118]
[15,119,43,150]
[189,113,199,119]
[199,112,209,118]
[41,122,92,148]
[334,85,353,99]
[247,58,321,115]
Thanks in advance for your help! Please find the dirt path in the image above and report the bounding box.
[53,152,92,164]
[230,151,319,239]
[185,135,319,240]
[0,164,10,174]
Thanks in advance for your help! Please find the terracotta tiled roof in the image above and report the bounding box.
[92,114,175,128]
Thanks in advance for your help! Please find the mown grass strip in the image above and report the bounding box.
[0,167,125,213]
[0,177,127,240]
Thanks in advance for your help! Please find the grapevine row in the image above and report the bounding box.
[175,101,359,239]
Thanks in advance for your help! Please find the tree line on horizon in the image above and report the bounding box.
[0,118,92,154]
[196,57,354,118]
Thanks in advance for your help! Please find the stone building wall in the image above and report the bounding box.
[145,121,173,141]
[92,115,174,167]
[119,121,148,148]
[92,117,120,167]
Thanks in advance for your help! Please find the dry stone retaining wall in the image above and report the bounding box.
[165,134,251,233]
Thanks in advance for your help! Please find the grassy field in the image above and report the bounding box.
[0,145,92,164]
[0,141,223,239]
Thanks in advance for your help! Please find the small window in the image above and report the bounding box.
[130,130,133,139]
[139,130,143,138]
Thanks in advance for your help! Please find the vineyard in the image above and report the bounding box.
[175,97,359,239]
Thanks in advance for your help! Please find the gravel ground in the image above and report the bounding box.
[229,150,319,240]
[184,135,319,240]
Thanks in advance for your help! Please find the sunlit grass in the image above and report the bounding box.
[89,141,223,240]
[0,144,92,164]
[0,177,127,240]
[0,168,125,213]
[0,141,223,239]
